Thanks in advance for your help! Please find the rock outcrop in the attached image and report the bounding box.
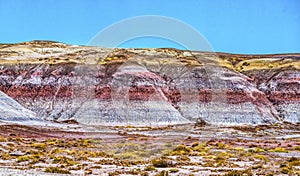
[233,56,300,123]
[0,41,299,126]
[0,91,37,122]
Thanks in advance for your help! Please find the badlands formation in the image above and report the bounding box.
[0,40,299,125]
[0,41,299,175]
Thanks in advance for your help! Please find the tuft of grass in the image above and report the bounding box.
[108,171,122,176]
[152,158,173,168]
[214,155,227,166]
[234,147,244,151]
[0,137,6,142]
[225,170,252,176]
[280,166,292,174]
[144,165,156,171]
[140,172,149,176]
[252,164,263,169]
[30,143,46,150]
[176,155,190,162]
[169,144,192,155]
[248,148,256,153]
[288,157,300,166]
[269,147,288,153]
[1,153,11,160]
[17,155,30,162]
[255,147,265,153]
[253,154,268,161]
[45,167,71,174]
[113,151,142,161]
[169,168,179,173]
[217,142,226,149]
[193,143,209,153]
[127,169,139,175]
[100,61,107,65]
[52,156,77,166]
[294,146,300,151]
[191,142,199,147]
[155,170,169,176]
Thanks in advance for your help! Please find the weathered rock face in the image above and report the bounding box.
[0,41,299,126]
[0,91,37,122]
[236,58,300,123]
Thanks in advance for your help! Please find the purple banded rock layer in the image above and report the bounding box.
[0,41,299,126]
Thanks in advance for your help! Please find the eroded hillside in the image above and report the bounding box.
[0,41,299,125]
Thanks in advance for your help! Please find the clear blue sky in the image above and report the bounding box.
[0,0,299,54]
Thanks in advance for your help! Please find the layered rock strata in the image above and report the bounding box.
[0,91,37,122]
[0,41,299,126]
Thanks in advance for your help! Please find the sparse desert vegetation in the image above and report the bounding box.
[0,123,299,175]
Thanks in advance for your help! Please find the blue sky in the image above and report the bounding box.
[0,0,299,54]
